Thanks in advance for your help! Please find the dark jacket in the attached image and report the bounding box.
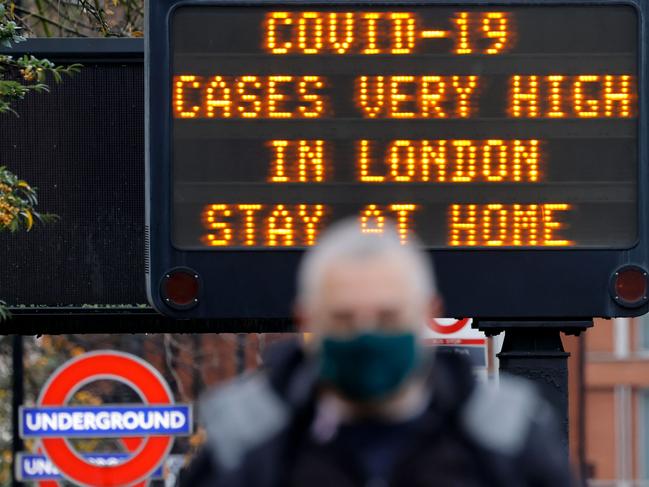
[179,341,572,487]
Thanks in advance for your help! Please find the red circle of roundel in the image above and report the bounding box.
[38,351,173,487]
[429,318,470,334]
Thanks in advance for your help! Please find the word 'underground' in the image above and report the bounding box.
[21,405,192,437]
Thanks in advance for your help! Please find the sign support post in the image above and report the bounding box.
[476,321,592,451]
[12,335,23,487]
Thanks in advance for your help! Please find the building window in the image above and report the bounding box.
[640,390,649,480]
[637,313,649,353]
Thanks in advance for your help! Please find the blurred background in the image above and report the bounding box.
[0,323,647,486]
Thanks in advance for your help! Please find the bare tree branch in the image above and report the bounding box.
[164,333,189,402]
[13,5,87,36]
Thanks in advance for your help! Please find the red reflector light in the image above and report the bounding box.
[613,266,648,307]
[161,269,200,309]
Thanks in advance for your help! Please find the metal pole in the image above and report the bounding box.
[11,335,24,487]
[577,334,588,486]
[476,320,591,451]
[497,328,570,447]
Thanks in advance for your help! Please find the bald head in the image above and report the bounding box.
[296,219,440,336]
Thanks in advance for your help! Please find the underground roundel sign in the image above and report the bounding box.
[18,351,192,486]
[428,318,472,334]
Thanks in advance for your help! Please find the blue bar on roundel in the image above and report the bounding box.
[16,453,167,481]
[19,404,192,438]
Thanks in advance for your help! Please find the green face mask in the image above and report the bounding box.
[319,331,419,402]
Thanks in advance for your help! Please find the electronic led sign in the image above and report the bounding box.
[147,1,649,320]
[171,6,638,250]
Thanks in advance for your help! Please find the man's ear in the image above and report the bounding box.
[293,302,306,332]
[294,303,320,352]
[430,295,444,319]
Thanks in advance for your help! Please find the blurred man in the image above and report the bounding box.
[179,220,572,487]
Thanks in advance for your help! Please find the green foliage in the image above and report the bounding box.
[0,4,81,115]
[0,166,58,232]
[0,3,23,45]
[0,1,80,322]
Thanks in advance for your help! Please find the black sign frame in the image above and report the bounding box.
[146,0,649,320]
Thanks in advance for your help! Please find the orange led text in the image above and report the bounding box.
[359,139,540,182]
[356,75,479,118]
[510,75,635,118]
[201,204,328,247]
[173,75,327,118]
[449,203,574,246]
[264,11,513,55]
[200,203,420,246]
[269,140,328,182]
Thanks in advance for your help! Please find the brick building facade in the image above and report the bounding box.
[567,317,649,486]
